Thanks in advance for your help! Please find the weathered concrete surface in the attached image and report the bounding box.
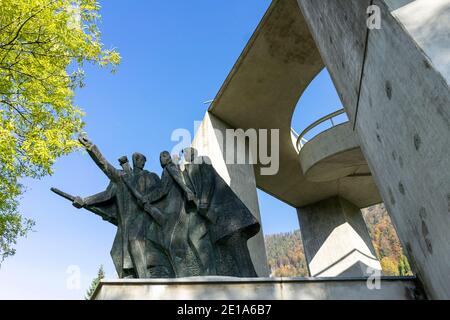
[209,0,324,208]
[295,0,370,123]
[297,197,382,277]
[207,0,378,208]
[92,276,421,300]
[191,112,269,277]
[391,0,450,82]
[384,0,415,11]
[297,0,450,299]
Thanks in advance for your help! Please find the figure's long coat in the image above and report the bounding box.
[183,156,260,277]
[82,145,169,278]
[144,163,200,277]
[83,168,167,278]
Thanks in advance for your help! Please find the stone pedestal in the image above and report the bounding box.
[297,197,382,277]
[92,276,420,300]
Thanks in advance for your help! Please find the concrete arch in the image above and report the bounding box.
[208,0,380,208]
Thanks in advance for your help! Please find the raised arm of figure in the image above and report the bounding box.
[78,134,121,182]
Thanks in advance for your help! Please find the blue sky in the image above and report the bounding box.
[0,0,342,299]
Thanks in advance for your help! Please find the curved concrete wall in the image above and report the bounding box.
[299,123,367,182]
[206,0,382,209]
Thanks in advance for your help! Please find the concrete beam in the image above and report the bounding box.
[295,0,371,122]
[297,0,450,299]
[384,0,415,11]
[207,0,379,208]
[297,197,382,277]
[391,0,450,82]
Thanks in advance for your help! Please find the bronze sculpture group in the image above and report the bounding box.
[52,135,260,279]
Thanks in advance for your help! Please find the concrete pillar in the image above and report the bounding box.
[297,0,450,298]
[297,197,382,277]
[191,111,270,277]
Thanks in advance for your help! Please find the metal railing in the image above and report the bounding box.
[295,108,346,151]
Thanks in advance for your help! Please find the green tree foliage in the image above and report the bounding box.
[264,230,308,277]
[0,0,120,264]
[85,264,105,300]
[380,256,399,275]
[362,204,413,276]
[265,204,413,277]
[398,254,413,276]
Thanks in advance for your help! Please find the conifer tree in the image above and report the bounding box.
[85,265,105,300]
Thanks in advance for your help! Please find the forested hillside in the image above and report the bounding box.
[265,229,309,277]
[362,204,412,276]
[264,204,413,277]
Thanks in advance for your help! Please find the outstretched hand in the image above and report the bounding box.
[78,133,94,150]
[72,196,85,209]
